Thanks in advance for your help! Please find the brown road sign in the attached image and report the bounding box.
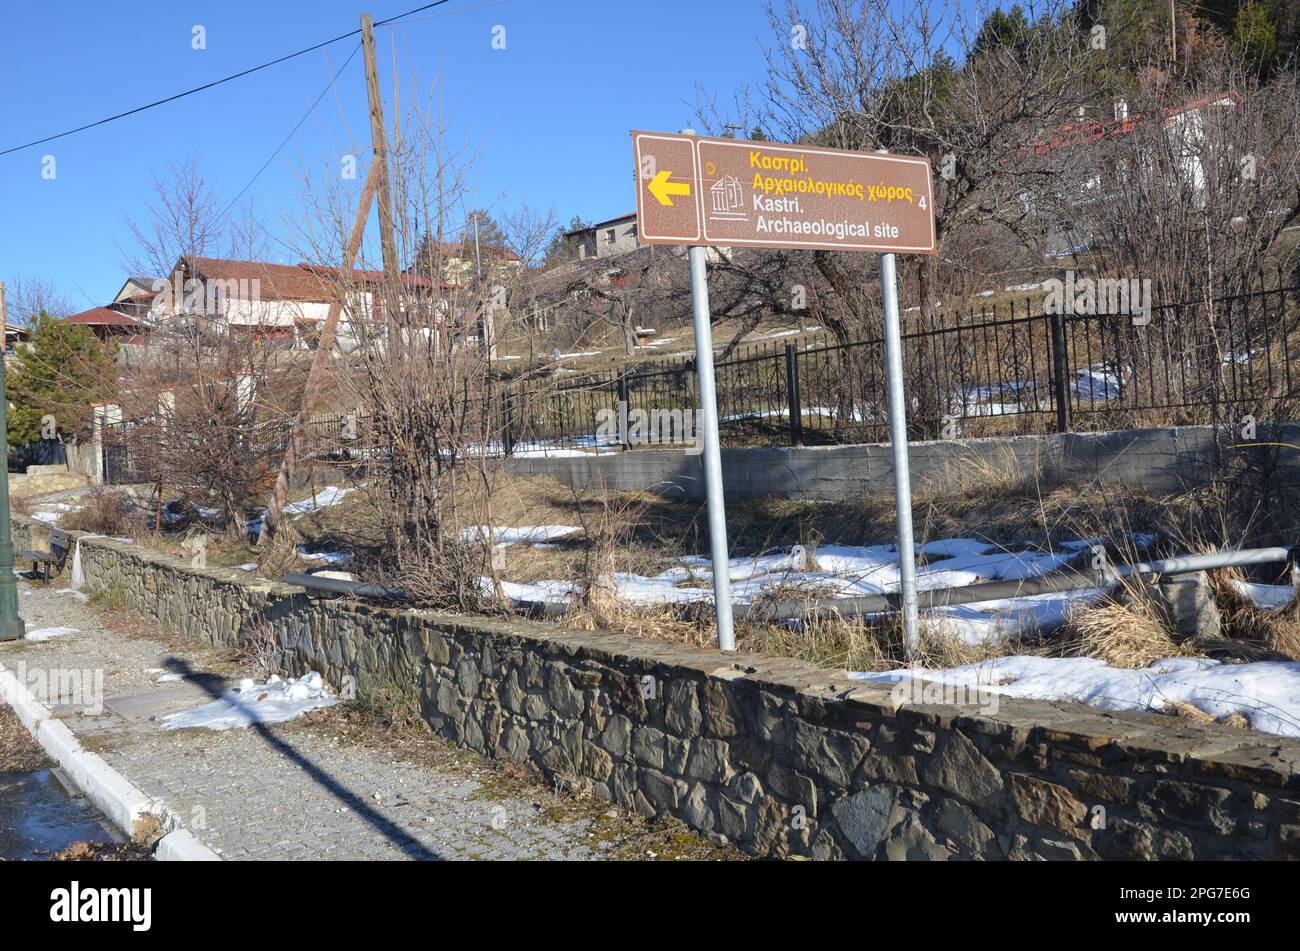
[632,130,936,254]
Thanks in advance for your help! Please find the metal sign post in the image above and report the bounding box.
[686,244,735,651]
[878,252,919,655]
[632,129,936,655]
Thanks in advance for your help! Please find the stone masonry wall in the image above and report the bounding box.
[15,515,1300,860]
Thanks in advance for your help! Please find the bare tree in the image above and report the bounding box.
[285,83,561,609]
[1048,43,1300,299]
[119,157,225,282]
[4,276,73,323]
[699,0,1105,329]
[113,160,289,532]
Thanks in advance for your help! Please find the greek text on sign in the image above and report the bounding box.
[632,130,936,254]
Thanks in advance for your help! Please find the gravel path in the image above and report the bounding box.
[0,583,623,860]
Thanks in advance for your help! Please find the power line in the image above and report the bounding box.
[0,0,456,158]
[215,41,364,224]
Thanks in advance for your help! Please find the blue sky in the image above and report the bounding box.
[0,0,780,312]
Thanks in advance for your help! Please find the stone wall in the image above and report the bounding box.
[505,422,1300,501]
[15,514,1300,860]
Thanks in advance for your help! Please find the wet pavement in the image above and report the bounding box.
[0,700,118,861]
[0,767,118,860]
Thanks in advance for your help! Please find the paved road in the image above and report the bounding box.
[0,583,684,861]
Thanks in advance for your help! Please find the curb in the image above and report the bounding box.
[0,660,222,861]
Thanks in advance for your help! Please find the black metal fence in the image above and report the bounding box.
[99,276,1300,483]
[509,275,1300,450]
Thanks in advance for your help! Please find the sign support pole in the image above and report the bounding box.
[634,127,936,657]
[687,245,735,651]
[879,252,919,656]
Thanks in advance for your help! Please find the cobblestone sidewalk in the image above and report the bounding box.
[0,583,727,860]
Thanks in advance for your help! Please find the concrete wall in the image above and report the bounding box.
[16,514,1300,860]
[506,423,1300,501]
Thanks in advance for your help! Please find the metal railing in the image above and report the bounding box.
[99,274,1300,482]
[510,273,1300,450]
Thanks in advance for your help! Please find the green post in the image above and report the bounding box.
[0,281,26,640]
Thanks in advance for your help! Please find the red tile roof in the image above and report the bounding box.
[179,257,445,301]
[1031,92,1242,157]
[62,307,143,328]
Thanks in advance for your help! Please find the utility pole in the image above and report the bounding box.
[361,13,401,293]
[0,282,26,640]
[1169,0,1177,68]
[473,215,497,360]
[259,164,380,542]
[263,13,406,543]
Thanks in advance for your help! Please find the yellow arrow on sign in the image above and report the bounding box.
[647,169,691,206]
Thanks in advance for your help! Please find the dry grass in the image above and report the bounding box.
[1203,565,1300,661]
[1060,593,1189,668]
[374,464,1300,678]
[8,495,36,518]
[234,617,280,681]
[61,487,147,537]
[255,519,304,579]
[736,611,1005,673]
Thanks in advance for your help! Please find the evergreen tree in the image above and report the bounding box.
[541,215,590,269]
[6,313,117,445]
[1234,1,1280,68]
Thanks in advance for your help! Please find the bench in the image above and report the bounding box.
[18,528,72,583]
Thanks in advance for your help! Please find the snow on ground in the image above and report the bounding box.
[25,626,79,642]
[298,548,353,565]
[510,447,621,458]
[462,525,581,545]
[144,668,185,684]
[162,672,337,731]
[483,536,1132,642]
[30,502,79,525]
[1230,579,1295,611]
[852,655,1300,737]
[283,486,354,517]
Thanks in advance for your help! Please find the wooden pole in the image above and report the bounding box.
[261,10,403,544]
[1169,0,1177,68]
[259,162,380,543]
[361,13,401,298]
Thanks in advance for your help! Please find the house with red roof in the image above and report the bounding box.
[149,255,443,351]
[60,306,148,344]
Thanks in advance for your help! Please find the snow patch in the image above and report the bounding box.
[852,655,1300,737]
[461,525,581,546]
[1230,579,1295,611]
[298,548,352,565]
[162,672,337,731]
[25,626,79,642]
[284,486,353,517]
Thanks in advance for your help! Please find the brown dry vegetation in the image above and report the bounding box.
[48,455,1300,683]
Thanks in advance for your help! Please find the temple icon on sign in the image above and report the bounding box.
[709,175,747,221]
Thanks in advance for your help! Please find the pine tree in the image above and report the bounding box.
[6,313,117,445]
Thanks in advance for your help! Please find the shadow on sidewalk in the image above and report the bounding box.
[162,657,442,861]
